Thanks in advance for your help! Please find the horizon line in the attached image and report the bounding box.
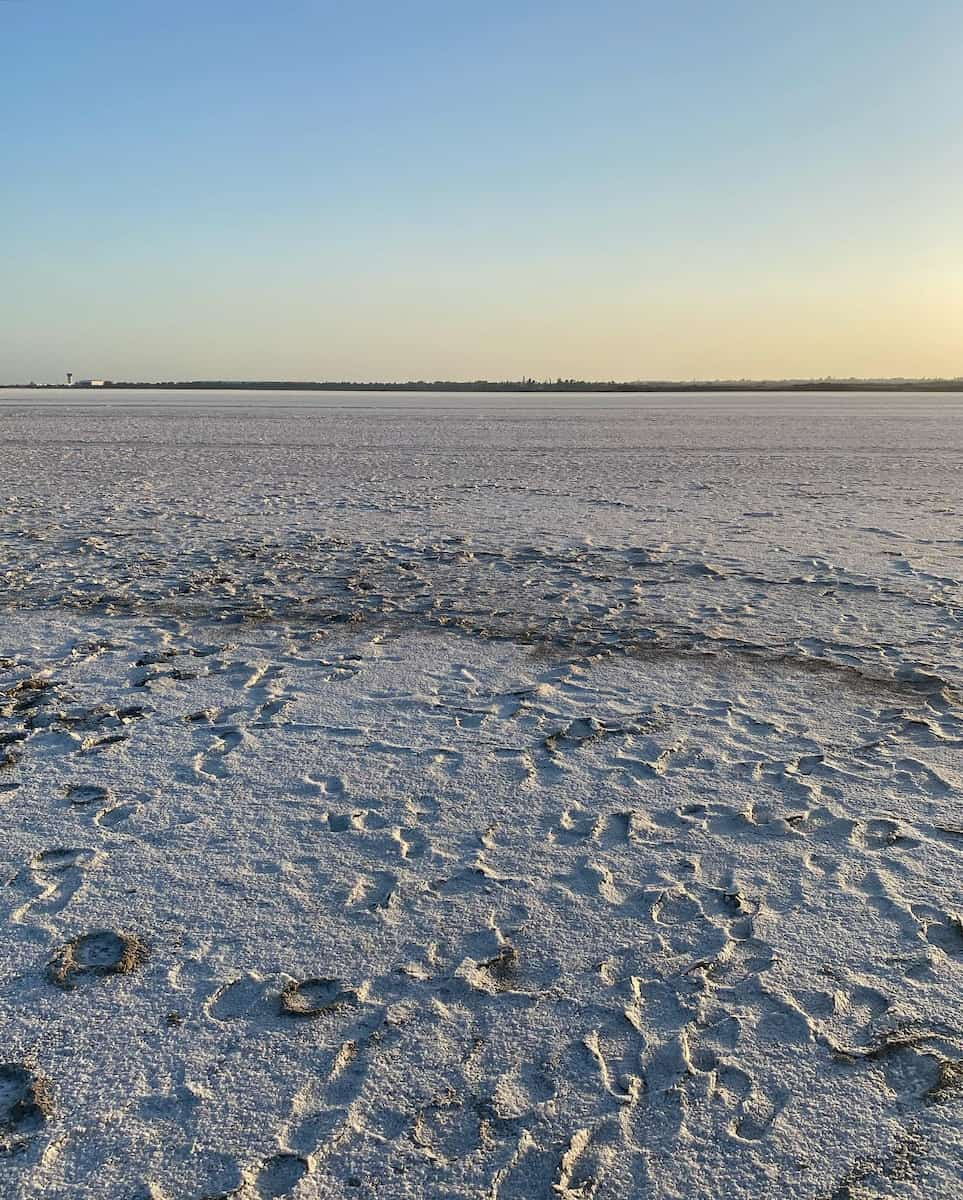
[5,375,963,393]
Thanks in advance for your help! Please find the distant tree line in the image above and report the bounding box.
[8,378,963,392]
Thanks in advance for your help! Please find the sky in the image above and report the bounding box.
[2,0,962,383]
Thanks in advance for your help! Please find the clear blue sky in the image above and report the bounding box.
[3,0,961,382]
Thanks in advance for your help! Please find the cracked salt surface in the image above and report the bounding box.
[0,388,960,1197]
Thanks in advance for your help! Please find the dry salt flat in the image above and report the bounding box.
[0,388,960,1199]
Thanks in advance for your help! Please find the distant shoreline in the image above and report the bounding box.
[5,378,963,393]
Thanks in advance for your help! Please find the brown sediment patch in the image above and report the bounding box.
[47,929,148,990]
[0,1063,53,1152]
[279,977,358,1017]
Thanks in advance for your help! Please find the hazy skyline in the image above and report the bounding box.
[3,1,962,384]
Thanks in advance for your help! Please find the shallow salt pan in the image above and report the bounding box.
[0,391,960,1198]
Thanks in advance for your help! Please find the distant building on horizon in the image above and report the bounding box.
[74,379,108,387]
